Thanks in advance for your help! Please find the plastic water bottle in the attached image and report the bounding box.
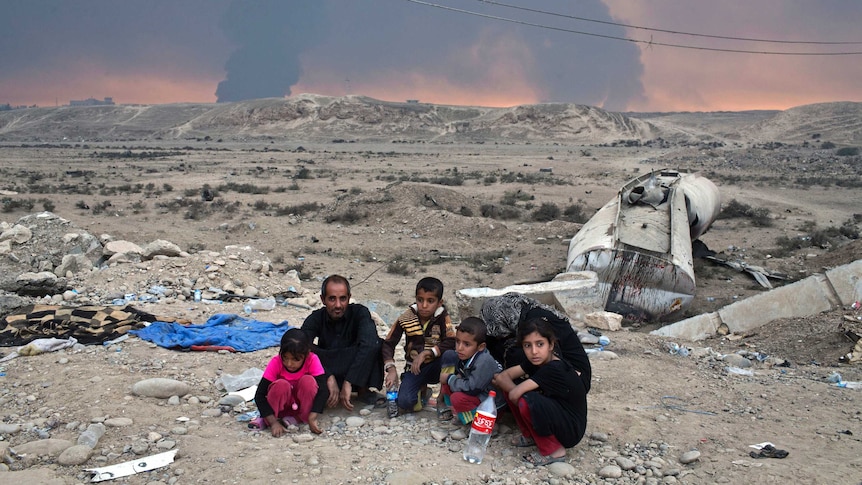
[463,390,497,464]
[246,297,276,312]
[77,423,106,448]
[386,385,399,418]
[194,289,202,302]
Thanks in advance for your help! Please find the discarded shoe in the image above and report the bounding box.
[749,444,789,459]
[248,417,266,429]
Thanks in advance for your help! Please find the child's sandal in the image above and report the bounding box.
[437,408,453,421]
[523,451,566,466]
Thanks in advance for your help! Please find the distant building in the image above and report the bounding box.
[406,99,419,104]
[0,104,34,111]
[70,97,114,107]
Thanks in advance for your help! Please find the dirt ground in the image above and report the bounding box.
[1,118,861,484]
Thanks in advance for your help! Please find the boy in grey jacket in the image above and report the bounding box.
[438,317,503,424]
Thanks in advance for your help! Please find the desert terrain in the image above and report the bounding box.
[0,96,860,484]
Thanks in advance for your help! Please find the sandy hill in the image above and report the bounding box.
[1,95,859,146]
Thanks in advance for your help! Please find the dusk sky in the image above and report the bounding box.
[2,0,860,112]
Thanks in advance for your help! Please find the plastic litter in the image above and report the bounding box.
[78,423,106,448]
[137,293,158,303]
[245,297,276,313]
[386,385,399,418]
[463,391,497,464]
[236,410,260,422]
[218,368,264,392]
[86,450,177,482]
[103,334,129,346]
[726,366,754,376]
[665,342,690,357]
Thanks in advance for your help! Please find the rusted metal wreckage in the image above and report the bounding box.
[566,169,721,322]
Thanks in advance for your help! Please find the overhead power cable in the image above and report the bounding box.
[402,0,862,55]
[476,0,862,45]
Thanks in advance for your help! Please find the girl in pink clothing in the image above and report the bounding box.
[252,328,328,436]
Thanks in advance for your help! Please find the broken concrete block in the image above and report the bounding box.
[584,310,623,331]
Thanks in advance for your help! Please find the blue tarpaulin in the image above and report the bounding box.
[131,313,291,352]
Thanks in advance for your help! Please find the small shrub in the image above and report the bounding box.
[719,199,772,226]
[466,250,511,274]
[217,182,269,194]
[839,220,860,239]
[295,167,313,179]
[821,141,836,149]
[430,175,463,186]
[130,200,146,214]
[253,200,270,211]
[836,146,859,156]
[773,235,802,257]
[91,200,112,215]
[162,183,174,192]
[718,199,752,219]
[749,207,773,227]
[325,209,364,224]
[1,197,35,213]
[531,203,560,222]
[480,204,521,220]
[275,202,321,217]
[386,260,411,276]
[562,203,589,223]
[500,190,533,206]
[810,230,833,248]
[42,199,56,212]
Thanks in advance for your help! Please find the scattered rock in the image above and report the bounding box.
[57,444,93,465]
[10,438,74,458]
[680,450,701,464]
[598,464,622,478]
[104,417,133,427]
[131,378,191,399]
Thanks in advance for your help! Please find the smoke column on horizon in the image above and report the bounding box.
[215,0,326,102]
[214,0,643,109]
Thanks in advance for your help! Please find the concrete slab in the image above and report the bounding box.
[652,258,862,341]
[825,259,862,306]
[455,272,602,321]
[651,312,720,341]
[719,274,835,335]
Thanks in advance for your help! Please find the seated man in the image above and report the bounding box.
[301,274,384,410]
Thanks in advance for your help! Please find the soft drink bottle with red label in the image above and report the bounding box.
[463,390,497,464]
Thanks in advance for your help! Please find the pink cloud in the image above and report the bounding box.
[603,1,862,111]
[2,61,219,106]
